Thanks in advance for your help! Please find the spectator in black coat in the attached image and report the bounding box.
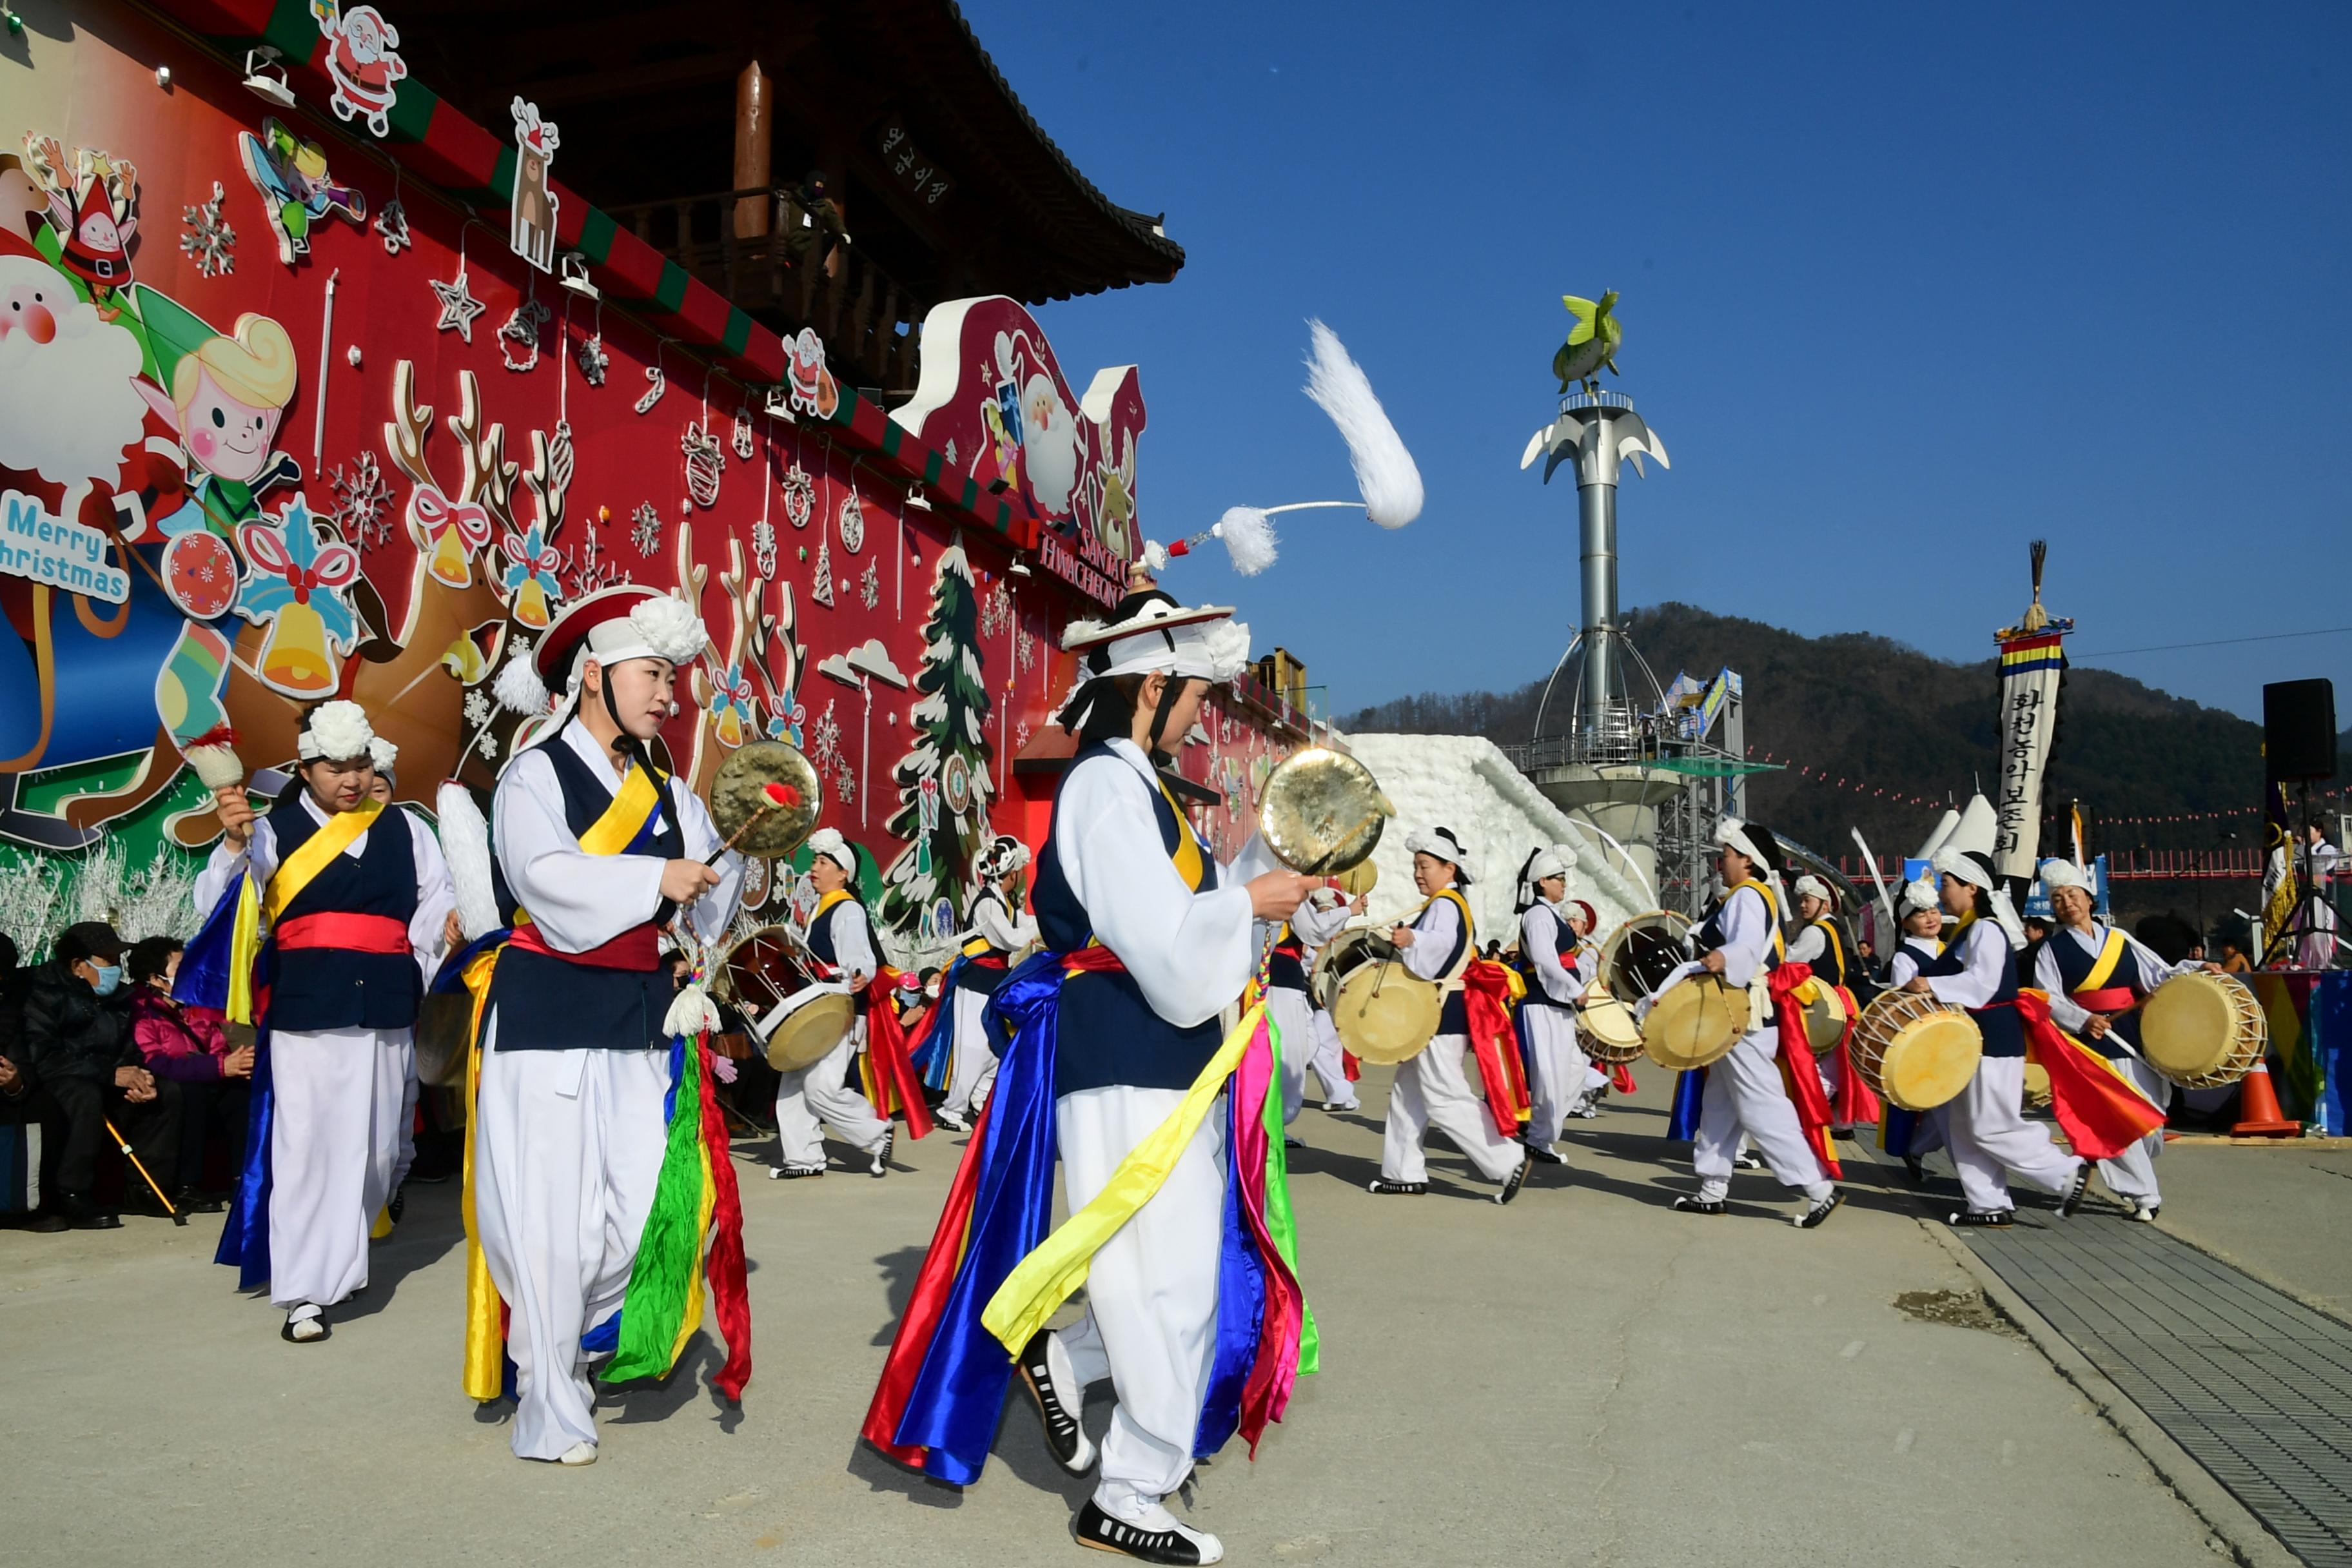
[18,922,181,1228]
[0,933,73,1232]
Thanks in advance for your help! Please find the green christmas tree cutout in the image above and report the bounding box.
[879,534,994,938]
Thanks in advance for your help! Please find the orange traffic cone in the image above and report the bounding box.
[2232,1059,2300,1138]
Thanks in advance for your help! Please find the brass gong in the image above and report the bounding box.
[1259,747,1394,877]
[710,740,823,859]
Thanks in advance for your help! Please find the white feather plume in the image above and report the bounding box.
[631,594,709,663]
[1060,618,1106,651]
[1303,319,1423,529]
[1213,506,1277,576]
[493,650,551,718]
[436,781,501,941]
[184,743,246,792]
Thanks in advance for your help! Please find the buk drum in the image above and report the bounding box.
[2139,970,2269,1088]
[1794,979,1851,1055]
[1850,991,1981,1112]
[1574,977,1646,1066]
[1602,910,1694,1006]
[716,925,856,1072]
[1642,974,1750,1072]
[1309,926,1440,1066]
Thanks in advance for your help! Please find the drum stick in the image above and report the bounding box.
[706,781,802,866]
[106,1119,184,1226]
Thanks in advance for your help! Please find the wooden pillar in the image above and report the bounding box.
[732,61,772,239]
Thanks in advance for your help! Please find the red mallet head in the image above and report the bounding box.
[764,781,802,809]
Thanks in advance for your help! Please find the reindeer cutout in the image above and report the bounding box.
[508,99,561,272]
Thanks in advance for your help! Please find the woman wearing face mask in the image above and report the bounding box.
[201,700,458,1344]
[128,936,254,1215]
[18,921,179,1229]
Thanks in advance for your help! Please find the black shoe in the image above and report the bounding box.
[386,1186,406,1225]
[59,1195,121,1230]
[172,1187,226,1216]
[1522,1140,1565,1165]
[1364,1178,1427,1195]
[1732,1152,1764,1171]
[1796,1190,1845,1229]
[1671,1196,1727,1215]
[869,1130,895,1178]
[1902,1154,1926,1186]
[13,1210,69,1233]
[1948,1209,2014,1228]
[1017,1329,1096,1475]
[281,1306,329,1343]
[1496,1153,1533,1206]
[2057,1162,2093,1219]
[1070,1500,1221,1565]
[769,1164,823,1180]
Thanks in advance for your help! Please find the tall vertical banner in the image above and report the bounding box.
[1991,544,2073,883]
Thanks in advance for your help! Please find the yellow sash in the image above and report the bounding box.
[263,799,383,923]
[1728,877,1787,962]
[458,756,668,1402]
[1155,772,1207,891]
[2077,927,2130,994]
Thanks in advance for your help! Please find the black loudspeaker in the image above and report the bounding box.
[2263,678,2338,781]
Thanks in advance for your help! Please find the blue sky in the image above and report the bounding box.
[970,0,2351,723]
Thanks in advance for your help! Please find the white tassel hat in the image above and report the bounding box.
[495,585,710,760]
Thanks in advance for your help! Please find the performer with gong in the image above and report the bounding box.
[863,590,1321,1565]
[201,700,457,1344]
[1366,827,1533,1201]
[1649,819,1843,1228]
[464,585,747,1465]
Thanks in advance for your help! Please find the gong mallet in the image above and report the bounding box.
[106,1119,184,1226]
[706,780,804,867]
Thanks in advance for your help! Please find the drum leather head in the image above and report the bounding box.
[1800,986,1850,1054]
[1877,1012,1980,1112]
[1603,912,1693,1004]
[1643,975,1748,1071]
[763,993,855,1073]
[2140,971,2266,1087]
[1576,981,1647,1064]
[1318,928,1440,1065]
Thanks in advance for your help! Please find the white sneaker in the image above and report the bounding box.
[1074,1496,1223,1563]
[935,1108,971,1132]
[557,1440,598,1466]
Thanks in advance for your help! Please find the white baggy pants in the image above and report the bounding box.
[268,1025,411,1309]
[1379,1034,1523,1183]
[941,988,1001,1119]
[1520,1003,1588,1149]
[1306,1010,1357,1110]
[1692,1030,1833,1204]
[774,1023,888,1168]
[472,1035,671,1460]
[1052,1085,1226,1513]
[2096,1055,2168,1208]
[1947,1056,2083,1214]
[1264,986,1315,1126]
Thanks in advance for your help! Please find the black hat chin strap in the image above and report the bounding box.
[1146,674,1189,769]
[596,665,654,776]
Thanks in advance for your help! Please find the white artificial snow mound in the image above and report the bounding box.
[1344,732,1649,948]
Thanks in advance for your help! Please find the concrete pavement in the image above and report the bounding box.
[1,1069,2238,1567]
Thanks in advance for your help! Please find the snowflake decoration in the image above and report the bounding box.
[179,182,236,278]
[980,582,1012,638]
[500,295,552,373]
[373,198,412,255]
[732,400,756,462]
[1016,627,1037,672]
[326,451,393,549]
[563,519,624,596]
[682,422,725,508]
[859,560,879,609]
[630,502,663,558]
[574,332,609,387]
[809,539,835,605]
[751,518,777,579]
[836,766,857,805]
[477,731,500,762]
[780,462,814,529]
[1015,720,1032,751]
[464,690,492,727]
[838,489,866,554]
[809,701,844,769]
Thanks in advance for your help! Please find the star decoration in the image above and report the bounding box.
[430,270,485,343]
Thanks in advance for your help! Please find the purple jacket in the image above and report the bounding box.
[133,990,231,1082]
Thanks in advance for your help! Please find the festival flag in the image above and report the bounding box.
[2262,779,2298,960]
[1992,542,2074,883]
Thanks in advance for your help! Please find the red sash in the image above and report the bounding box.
[275,911,410,954]
[506,919,661,972]
[1767,963,1842,1180]
[1462,959,1533,1138]
[2017,991,2166,1159]
[2072,986,2137,1013]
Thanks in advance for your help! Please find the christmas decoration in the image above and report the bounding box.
[326,450,392,549]
[232,496,362,696]
[780,461,814,529]
[507,99,561,272]
[732,398,756,461]
[22,136,140,308]
[752,518,778,579]
[682,420,725,508]
[574,330,608,386]
[809,538,835,605]
[635,364,665,415]
[373,197,411,254]
[631,501,663,558]
[429,268,484,342]
[859,559,880,609]
[878,536,993,931]
[838,485,866,553]
[313,2,408,138]
[498,519,563,627]
[238,117,366,266]
[499,290,550,372]
[178,181,235,278]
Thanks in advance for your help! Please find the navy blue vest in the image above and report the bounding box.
[954,888,1018,996]
[1895,938,1941,982]
[1923,916,2024,1057]
[1695,883,1782,974]
[1407,889,1473,1035]
[1267,919,1311,994]
[265,800,422,1033]
[1032,744,1222,1097]
[2046,925,2148,1055]
[807,895,879,1015]
[1803,917,1849,989]
[1518,904,1579,1010]
[487,739,685,1052]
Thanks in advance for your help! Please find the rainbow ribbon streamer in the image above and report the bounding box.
[863,949,1314,1484]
